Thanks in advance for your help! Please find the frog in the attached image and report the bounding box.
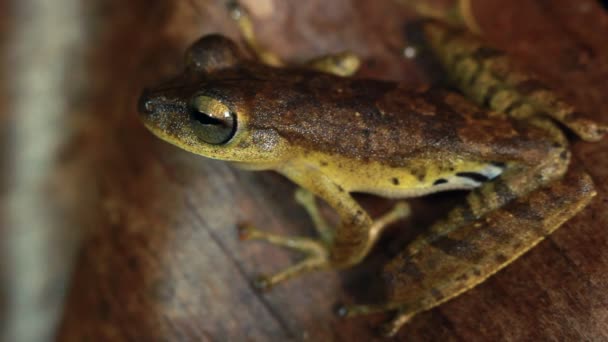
[137,0,606,337]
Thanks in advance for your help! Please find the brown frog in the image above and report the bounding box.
[137,1,605,336]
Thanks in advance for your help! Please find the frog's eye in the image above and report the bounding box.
[190,96,237,145]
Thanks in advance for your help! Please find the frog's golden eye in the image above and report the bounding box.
[190,95,237,145]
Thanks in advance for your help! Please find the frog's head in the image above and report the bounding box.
[138,34,287,165]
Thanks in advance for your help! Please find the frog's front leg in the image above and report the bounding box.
[239,165,410,290]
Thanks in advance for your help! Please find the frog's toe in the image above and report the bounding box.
[237,225,331,287]
[334,302,414,337]
[332,303,376,318]
[236,223,256,241]
[252,275,273,291]
[333,303,349,317]
[249,250,329,289]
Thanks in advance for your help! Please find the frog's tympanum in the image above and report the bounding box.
[138,1,606,337]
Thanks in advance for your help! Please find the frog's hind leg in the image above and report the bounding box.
[227,1,361,76]
[237,223,329,289]
[339,168,596,337]
[406,117,570,257]
[400,0,482,34]
[345,118,573,333]
[419,19,608,142]
[227,1,284,67]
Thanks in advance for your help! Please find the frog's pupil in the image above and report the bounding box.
[192,109,225,126]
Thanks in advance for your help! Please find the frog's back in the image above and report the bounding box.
[239,67,555,167]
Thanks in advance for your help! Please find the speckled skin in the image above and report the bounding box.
[138,13,603,336]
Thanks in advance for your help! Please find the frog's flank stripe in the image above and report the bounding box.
[433,178,448,186]
[456,172,489,183]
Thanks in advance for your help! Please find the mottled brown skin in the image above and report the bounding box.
[371,166,596,336]
[414,20,608,142]
[137,2,604,337]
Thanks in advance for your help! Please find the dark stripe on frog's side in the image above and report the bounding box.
[456,172,489,183]
[433,178,448,185]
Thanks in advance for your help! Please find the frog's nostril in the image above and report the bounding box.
[137,90,155,115]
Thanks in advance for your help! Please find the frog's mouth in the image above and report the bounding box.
[138,91,186,119]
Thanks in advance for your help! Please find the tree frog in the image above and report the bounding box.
[137,0,605,337]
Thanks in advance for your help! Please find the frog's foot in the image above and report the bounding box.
[378,309,414,337]
[237,224,329,290]
[367,201,410,243]
[226,0,284,67]
[335,304,413,338]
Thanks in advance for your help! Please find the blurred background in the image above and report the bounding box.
[1,0,607,341]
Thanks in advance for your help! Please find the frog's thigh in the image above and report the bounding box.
[407,120,570,255]
[373,168,596,337]
[306,52,361,77]
[338,168,595,336]
[228,1,284,67]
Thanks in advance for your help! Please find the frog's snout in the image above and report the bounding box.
[137,88,192,141]
[137,89,186,122]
